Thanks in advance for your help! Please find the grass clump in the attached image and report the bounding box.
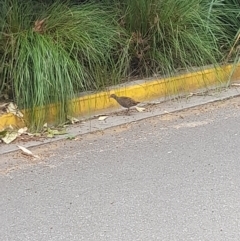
[218,0,240,62]
[110,0,229,77]
[0,0,128,130]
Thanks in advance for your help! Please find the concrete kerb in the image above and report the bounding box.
[1,64,240,130]
[0,64,240,154]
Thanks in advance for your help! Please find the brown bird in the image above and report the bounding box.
[110,94,140,112]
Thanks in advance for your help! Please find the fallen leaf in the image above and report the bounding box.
[135,106,146,112]
[18,127,28,135]
[66,135,76,140]
[34,133,42,137]
[67,115,80,124]
[186,93,194,98]
[6,102,23,118]
[2,131,18,144]
[231,83,240,87]
[98,116,108,121]
[47,128,67,138]
[8,125,14,130]
[50,129,67,135]
[17,145,40,159]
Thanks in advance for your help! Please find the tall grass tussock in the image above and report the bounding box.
[0,0,128,130]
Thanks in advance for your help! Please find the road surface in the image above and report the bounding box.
[1,97,240,240]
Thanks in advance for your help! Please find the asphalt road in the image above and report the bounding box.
[1,97,240,240]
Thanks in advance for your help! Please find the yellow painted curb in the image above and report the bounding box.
[71,64,240,115]
[0,113,25,131]
[1,64,240,129]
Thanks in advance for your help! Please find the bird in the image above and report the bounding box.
[110,94,140,112]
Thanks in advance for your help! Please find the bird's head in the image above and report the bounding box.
[110,94,117,99]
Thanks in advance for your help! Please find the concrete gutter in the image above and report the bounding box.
[1,84,240,155]
[0,64,240,131]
